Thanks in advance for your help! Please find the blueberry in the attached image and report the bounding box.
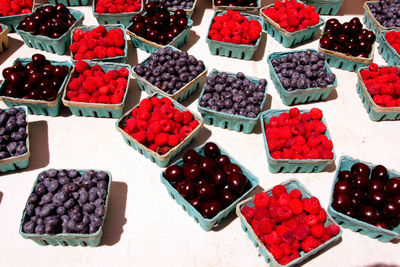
[57,206,66,215]
[25,204,35,216]
[35,224,45,234]
[68,169,78,178]
[35,183,46,195]
[23,221,36,233]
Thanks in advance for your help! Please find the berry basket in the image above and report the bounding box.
[132,46,208,103]
[356,65,400,121]
[212,0,261,15]
[0,106,30,173]
[163,0,198,18]
[259,3,324,48]
[160,142,259,231]
[197,69,268,134]
[260,109,336,173]
[93,0,144,27]
[301,0,344,15]
[328,156,400,242]
[70,24,128,63]
[115,93,204,167]
[0,24,9,53]
[62,61,131,118]
[48,0,89,5]
[15,5,84,55]
[126,12,193,54]
[236,179,343,267]
[378,30,400,66]
[268,50,337,106]
[0,1,34,33]
[0,58,73,116]
[206,11,264,60]
[19,169,112,246]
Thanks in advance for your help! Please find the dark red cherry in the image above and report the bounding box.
[169,14,178,27]
[175,9,186,19]
[223,163,243,175]
[51,79,62,89]
[183,149,201,164]
[392,195,400,207]
[338,170,353,182]
[369,190,386,207]
[360,205,377,224]
[28,72,43,85]
[332,192,351,212]
[177,181,196,199]
[40,87,57,101]
[197,182,216,200]
[215,155,231,168]
[320,35,333,50]
[383,201,400,219]
[164,165,183,182]
[177,18,188,30]
[4,88,19,98]
[27,89,40,99]
[332,44,344,53]
[349,189,366,207]
[325,18,340,30]
[219,188,237,207]
[2,67,14,79]
[336,34,349,45]
[375,221,390,230]
[344,208,357,218]
[351,162,370,177]
[42,5,56,17]
[386,177,400,195]
[364,31,376,43]
[200,158,217,176]
[201,200,222,219]
[25,20,37,34]
[55,3,69,14]
[227,172,247,194]
[369,179,384,191]
[334,180,352,193]
[131,14,144,24]
[352,173,369,189]
[37,80,52,91]
[210,170,226,188]
[145,2,157,16]
[204,142,220,159]
[42,69,53,80]
[6,73,23,86]
[51,32,61,39]
[188,197,202,211]
[53,65,68,79]
[183,163,201,181]
[132,22,146,36]
[371,165,389,182]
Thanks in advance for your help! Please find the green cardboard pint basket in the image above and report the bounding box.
[0,1,34,32]
[212,0,261,14]
[93,0,144,27]
[302,0,343,15]
[48,0,89,5]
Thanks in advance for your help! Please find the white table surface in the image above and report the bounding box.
[0,1,399,266]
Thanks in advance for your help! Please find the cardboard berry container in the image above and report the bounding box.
[236,179,343,267]
[268,50,337,106]
[126,12,193,53]
[0,1,34,33]
[260,109,336,173]
[0,24,9,53]
[62,61,131,118]
[93,0,144,27]
[165,0,198,18]
[301,0,344,15]
[206,11,264,60]
[259,4,324,48]
[16,5,84,55]
[160,142,259,231]
[328,156,400,242]
[115,93,204,167]
[212,0,261,15]
[48,0,89,5]
[378,30,400,66]
[356,65,400,121]
[0,58,73,116]
[197,69,268,134]
[19,169,112,246]
[0,106,30,173]
[132,46,208,103]
[70,24,128,63]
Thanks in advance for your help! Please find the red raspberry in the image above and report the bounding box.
[304,197,321,214]
[309,108,323,120]
[369,63,379,71]
[288,198,303,215]
[137,109,151,121]
[314,120,327,133]
[305,214,318,226]
[168,135,179,147]
[182,111,193,125]
[98,95,110,104]
[316,208,327,223]
[189,120,199,130]
[310,224,324,238]
[254,192,271,209]
[75,60,89,73]
[264,231,282,246]
[325,225,340,237]
[254,207,270,221]
[241,206,256,223]
[150,97,162,107]
[272,185,287,199]
[139,98,153,112]
[133,131,146,144]
[301,236,319,253]
[155,133,169,146]
[289,189,302,199]
[294,224,310,241]
[269,245,284,260]
[281,230,295,244]
[257,217,274,235]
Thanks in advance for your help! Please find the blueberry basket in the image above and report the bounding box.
[0,23,9,53]
[93,0,144,27]
[70,24,128,63]
[0,1,34,33]
[161,142,259,231]
[0,106,30,173]
[62,61,131,118]
[356,65,400,121]
[206,11,264,60]
[132,46,208,103]
[301,0,344,15]
[19,169,112,246]
[115,93,204,167]
[16,5,84,55]
[268,50,337,105]
[212,0,261,15]
[328,156,400,242]
[259,3,324,48]
[0,58,73,116]
[236,179,343,267]
[164,0,198,18]
[378,30,400,66]
[126,12,193,53]
[197,69,268,134]
[260,109,336,173]
[48,0,89,5]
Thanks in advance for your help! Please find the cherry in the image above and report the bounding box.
[227,172,247,193]
[182,149,201,164]
[7,73,23,86]
[28,90,40,99]
[197,182,216,200]
[25,20,38,34]
[210,170,226,188]
[223,163,243,175]
[145,2,157,16]
[164,165,183,182]
[371,165,389,181]
[369,179,384,191]
[5,88,19,98]
[177,18,188,30]
[2,67,14,79]
[369,190,386,207]
[200,158,217,176]
[349,188,366,207]
[334,180,352,193]
[386,177,400,195]
[364,31,376,43]
[215,155,231,168]
[183,163,202,181]
[169,15,178,27]
[352,173,369,189]
[175,9,186,19]
[338,170,353,182]
[336,34,349,45]
[375,221,390,230]
[55,3,69,14]
[332,44,344,53]
[344,208,357,218]
[28,72,43,85]
[342,22,351,35]
[40,87,57,101]
[325,18,340,30]
[42,5,56,17]
[188,197,202,211]
[383,201,399,219]
[358,41,371,53]
[351,162,370,177]
[132,23,146,36]
[219,188,237,208]
[51,79,62,89]
[331,192,351,212]
[204,142,220,158]
[177,181,196,199]
[359,205,377,224]
[320,35,333,50]
[202,200,222,219]
[53,66,68,79]
[392,195,400,207]
[375,209,384,222]
[131,14,144,24]
[346,42,360,56]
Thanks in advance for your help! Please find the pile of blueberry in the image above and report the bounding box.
[199,72,266,118]
[270,50,336,91]
[148,0,194,9]
[22,169,109,235]
[369,0,400,28]
[0,107,28,160]
[134,47,205,95]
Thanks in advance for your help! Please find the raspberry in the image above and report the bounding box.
[325,225,340,237]
[254,192,271,209]
[301,236,319,253]
[281,242,292,256]
[254,207,270,221]
[168,135,179,147]
[369,63,379,72]
[269,245,284,260]
[139,98,153,112]
[155,133,168,146]
[316,208,327,223]
[304,197,321,214]
[241,206,256,223]
[264,231,282,246]
[133,131,146,144]
[288,198,303,215]
[257,217,273,235]
[294,224,310,241]
[137,109,151,121]
[272,185,287,199]
[150,97,162,107]
[305,214,318,226]
[289,189,302,199]
[281,230,295,244]
[278,257,292,265]
[314,120,327,133]
[75,60,89,73]
[276,224,291,237]
[310,224,324,238]
[182,111,193,125]
[189,120,199,130]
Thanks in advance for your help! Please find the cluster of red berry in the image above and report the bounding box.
[95,0,141,14]
[360,63,400,107]
[123,97,200,155]
[241,185,340,265]
[263,0,320,33]
[69,25,125,60]
[66,60,129,104]
[386,31,400,55]
[265,108,334,160]
[208,10,262,45]
[0,0,32,17]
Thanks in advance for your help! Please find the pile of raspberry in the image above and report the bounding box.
[241,185,340,265]
[385,31,400,55]
[95,0,141,14]
[66,60,129,104]
[0,0,32,17]
[69,25,125,60]
[123,97,200,155]
[360,63,400,107]
[265,108,334,160]
[208,9,262,45]
[263,0,320,33]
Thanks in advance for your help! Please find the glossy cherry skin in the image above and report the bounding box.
[369,190,386,207]
[2,67,14,79]
[42,5,56,17]
[197,182,216,200]
[338,170,353,182]
[204,142,220,158]
[177,18,188,30]
[219,188,237,207]
[349,188,366,207]
[145,2,157,16]
[210,170,226,188]
[386,177,400,195]
[200,158,217,176]
[325,18,340,29]
[369,179,384,191]
[188,197,202,211]
[55,3,69,14]
[164,165,183,182]
[28,72,43,85]
[320,35,333,50]
[371,165,389,181]
[40,87,57,101]
[334,180,352,194]
[27,90,40,99]
[177,181,196,199]
[182,149,201,164]
[331,192,351,212]
[351,162,371,177]
[352,173,369,189]
[392,195,400,207]
[383,201,400,219]
[359,205,377,224]
[227,172,247,194]
[344,208,357,219]
[131,14,144,24]
[53,65,68,79]
[375,221,390,230]
[183,163,202,181]
[215,155,231,168]
[175,9,186,19]
[223,163,243,175]
[5,88,19,98]
[202,200,222,219]
[6,73,23,86]
[336,34,349,45]
[132,23,146,36]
